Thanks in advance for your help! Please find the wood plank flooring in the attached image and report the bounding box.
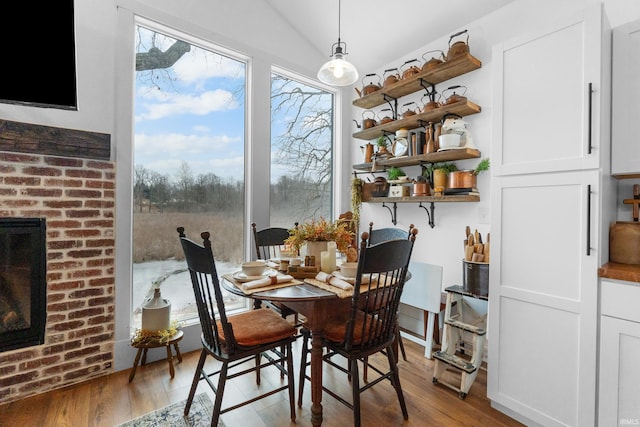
[0,337,524,426]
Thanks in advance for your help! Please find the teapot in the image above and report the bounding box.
[378,108,395,125]
[446,29,470,61]
[420,85,441,112]
[383,68,400,87]
[353,109,378,129]
[400,59,421,80]
[421,50,445,72]
[400,101,418,119]
[354,73,382,97]
[442,85,467,105]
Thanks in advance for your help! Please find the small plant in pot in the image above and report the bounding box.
[387,166,407,182]
[376,135,390,155]
[423,162,458,189]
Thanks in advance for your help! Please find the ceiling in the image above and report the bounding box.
[264,0,515,77]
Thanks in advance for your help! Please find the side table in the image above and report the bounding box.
[128,330,184,382]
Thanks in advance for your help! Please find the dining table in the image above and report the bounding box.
[222,270,353,427]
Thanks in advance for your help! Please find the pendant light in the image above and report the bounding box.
[317,0,359,86]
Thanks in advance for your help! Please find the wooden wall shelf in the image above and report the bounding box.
[352,100,481,141]
[353,53,482,110]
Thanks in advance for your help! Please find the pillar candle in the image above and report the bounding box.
[320,251,332,274]
[326,241,337,273]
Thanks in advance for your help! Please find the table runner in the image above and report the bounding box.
[222,273,303,295]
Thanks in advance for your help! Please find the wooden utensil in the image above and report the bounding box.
[484,233,490,263]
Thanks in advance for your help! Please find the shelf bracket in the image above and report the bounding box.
[381,202,398,225]
[419,78,435,92]
[418,202,436,228]
[382,94,398,120]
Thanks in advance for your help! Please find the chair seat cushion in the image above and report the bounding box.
[219,308,296,347]
[323,310,379,345]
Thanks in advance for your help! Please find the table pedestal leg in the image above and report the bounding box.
[310,329,323,427]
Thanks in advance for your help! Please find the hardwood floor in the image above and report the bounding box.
[0,337,524,427]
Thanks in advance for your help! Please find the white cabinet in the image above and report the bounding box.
[491,7,610,176]
[488,5,612,426]
[612,19,640,177]
[599,279,640,426]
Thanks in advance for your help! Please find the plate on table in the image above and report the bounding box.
[232,269,277,283]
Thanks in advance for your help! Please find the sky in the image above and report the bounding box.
[134,26,247,183]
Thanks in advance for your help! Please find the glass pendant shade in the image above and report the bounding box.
[317,0,358,87]
[317,47,359,86]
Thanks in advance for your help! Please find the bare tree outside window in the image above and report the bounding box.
[270,73,334,227]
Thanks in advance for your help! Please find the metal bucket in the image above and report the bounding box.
[462,260,489,296]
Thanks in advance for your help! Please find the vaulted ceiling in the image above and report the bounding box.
[264,0,515,75]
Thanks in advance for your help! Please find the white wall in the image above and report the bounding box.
[352,0,640,291]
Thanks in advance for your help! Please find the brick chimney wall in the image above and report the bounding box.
[0,122,115,404]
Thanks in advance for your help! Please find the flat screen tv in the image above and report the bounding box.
[0,1,77,110]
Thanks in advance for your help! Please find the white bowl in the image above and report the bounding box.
[439,133,461,149]
[241,261,266,277]
[340,262,359,278]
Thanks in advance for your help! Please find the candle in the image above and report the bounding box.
[326,241,337,273]
[320,251,332,274]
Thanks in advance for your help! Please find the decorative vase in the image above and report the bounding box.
[303,241,329,266]
[141,288,171,332]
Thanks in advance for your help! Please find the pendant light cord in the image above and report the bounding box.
[337,0,342,46]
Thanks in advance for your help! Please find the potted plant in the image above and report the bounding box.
[387,166,406,181]
[376,135,390,155]
[423,162,458,189]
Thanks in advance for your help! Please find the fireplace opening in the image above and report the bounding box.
[0,218,46,352]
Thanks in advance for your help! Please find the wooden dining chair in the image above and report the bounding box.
[251,222,300,324]
[298,228,418,427]
[363,221,415,369]
[177,227,297,427]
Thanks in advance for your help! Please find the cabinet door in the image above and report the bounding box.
[492,6,610,176]
[612,19,640,176]
[599,316,640,426]
[488,170,600,426]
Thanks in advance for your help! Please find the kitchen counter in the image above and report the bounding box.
[598,262,640,283]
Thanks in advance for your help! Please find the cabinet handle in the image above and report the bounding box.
[586,184,591,256]
[587,83,593,154]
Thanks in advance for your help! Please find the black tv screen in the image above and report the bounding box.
[0,1,77,110]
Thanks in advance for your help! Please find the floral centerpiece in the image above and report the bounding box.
[285,217,354,254]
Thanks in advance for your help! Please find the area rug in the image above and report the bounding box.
[116,392,223,427]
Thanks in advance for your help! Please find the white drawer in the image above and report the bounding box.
[601,279,640,322]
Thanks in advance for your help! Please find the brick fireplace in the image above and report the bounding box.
[0,120,115,404]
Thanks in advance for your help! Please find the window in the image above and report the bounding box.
[132,23,248,327]
[270,71,334,227]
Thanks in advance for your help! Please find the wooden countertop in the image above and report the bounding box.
[598,262,640,283]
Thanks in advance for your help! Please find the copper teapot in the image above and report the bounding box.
[421,84,441,112]
[442,85,467,105]
[446,29,470,61]
[354,110,377,129]
[400,101,418,119]
[421,50,445,72]
[421,93,441,112]
[378,108,395,125]
[354,73,382,97]
[400,59,421,80]
[383,68,400,87]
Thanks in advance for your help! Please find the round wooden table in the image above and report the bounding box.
[128,330,183,382]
